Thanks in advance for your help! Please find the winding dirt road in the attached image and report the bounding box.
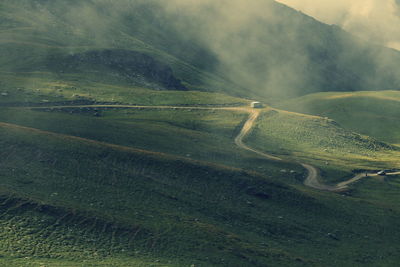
[231,109,354,191]
[19,104,391,191]
[234,110,282,161]
[230,108,388,192]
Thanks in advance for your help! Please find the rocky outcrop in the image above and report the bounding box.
[51,49,187,91]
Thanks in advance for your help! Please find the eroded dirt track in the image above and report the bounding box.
[234,110,283,161]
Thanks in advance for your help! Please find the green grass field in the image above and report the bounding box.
[2,66,400,266]
[0,72,248,107]
[1,77,400,265]
[2,116,400,266]
[246,109,400,183]
[0,106,302,181]
[277,91,400,144]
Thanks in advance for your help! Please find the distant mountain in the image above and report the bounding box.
[1,0,400,100]
[0,0,227,93]
[163,0,400,100]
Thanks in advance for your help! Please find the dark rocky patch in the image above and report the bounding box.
[48,49,187,91]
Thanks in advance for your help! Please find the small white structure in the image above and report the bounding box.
[1,92,9,97]
[251,101,263,108]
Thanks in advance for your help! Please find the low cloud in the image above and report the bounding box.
[3,0,400,100]
[276,0,400,50]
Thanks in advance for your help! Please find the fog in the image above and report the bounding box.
[42,0,315,99]
[276,0,400,50]
[2,0,400,101]
[159,0,319,98]
[158,0,400,98]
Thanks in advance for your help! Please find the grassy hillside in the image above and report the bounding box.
[0,122,301,266]
[0,105,305,181]
[0,0,237,95]
[277,91,400,144]
[0,72,248,107]
[1,91,400,265]
[2,119,400,266]
[2,0,400,266]
[246,109,400,183]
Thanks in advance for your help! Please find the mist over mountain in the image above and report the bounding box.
[277,0,400,51]
[160,0,400,99]
[1,0,400,100]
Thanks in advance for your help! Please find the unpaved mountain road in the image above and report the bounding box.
[301,163,337,191]
[336,171,400,188]
[18,104,396,191]
[233,108,368,192]
[235,108,400,191]
[234,109,282,161]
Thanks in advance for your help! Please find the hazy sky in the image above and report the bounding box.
[276,0,400,50]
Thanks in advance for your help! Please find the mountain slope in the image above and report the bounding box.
[0,0,238,94]
[1,0,400,100]
[2,1,400,266]
[2,117,400,266]
[277,91,400,144]
[246,108,400,183]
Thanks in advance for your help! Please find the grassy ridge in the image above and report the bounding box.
[277,91,400,144]
[246,109,400,183]
[0,0,238,94]
[0,72,248,107]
